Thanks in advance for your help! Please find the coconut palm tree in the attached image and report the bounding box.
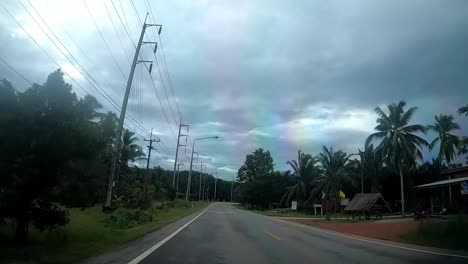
[120,129,145,168]
[280,150,319,206]
[366,101,428,216]
[458,104,468,116]
[311,146,352,200]
[427,114,460,164]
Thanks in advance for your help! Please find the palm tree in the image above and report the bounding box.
[366,101,428,216]
[350,144,383,193]
[280,150,319,206]
[427,114,460,164]
[311,146,351,200]
[120,129,145,169]
[458,104,468,116]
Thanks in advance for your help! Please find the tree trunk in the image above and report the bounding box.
[15,214,28,244]
[398,162,405,216]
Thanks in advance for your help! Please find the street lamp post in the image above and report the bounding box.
[185,136,218,201]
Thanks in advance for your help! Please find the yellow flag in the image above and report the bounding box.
[339,190,346,198]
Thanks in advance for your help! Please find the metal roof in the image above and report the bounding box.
[440,166,468,176]
[414,176,468,189]
[344,193,390,212]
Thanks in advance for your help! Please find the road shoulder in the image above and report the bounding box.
[80,206,209,264]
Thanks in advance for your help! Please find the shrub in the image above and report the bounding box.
[105,208,152,229]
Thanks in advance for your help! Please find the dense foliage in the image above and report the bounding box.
[236,101,468,214]
[0,70,228,242]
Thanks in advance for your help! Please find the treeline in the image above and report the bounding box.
[236,102,468,215]
[0,70,230,242]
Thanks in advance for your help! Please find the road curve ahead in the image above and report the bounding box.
[137,203,468,264]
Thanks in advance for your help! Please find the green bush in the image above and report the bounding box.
[105,208,152,229]
[401,214,468,250]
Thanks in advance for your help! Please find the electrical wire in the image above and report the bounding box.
[0,56,33,86]
[82,0,128,82]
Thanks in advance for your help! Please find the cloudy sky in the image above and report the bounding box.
[1,0,467,180]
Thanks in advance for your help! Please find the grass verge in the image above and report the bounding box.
[0,200,209,264]
[400,215,468,251]
[234,204,327,218]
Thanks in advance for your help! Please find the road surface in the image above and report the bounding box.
[133,203,467,264]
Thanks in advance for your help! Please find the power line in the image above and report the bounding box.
[102,0,132,65]
[110,0,136,47]
[65,32,151,136]
[109,0,177,141]
[145,0,182,118]
[8,1,150,138]
[82,0,128,82]
[129,2,179,130]
[0,56,33,86]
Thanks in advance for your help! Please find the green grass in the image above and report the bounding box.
[400,215,468,251]
[235,205,368,223]
[0,200,209,264]
[234,204,325,218]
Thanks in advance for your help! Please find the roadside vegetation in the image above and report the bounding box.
[234,102,468,217]
[400,215,468,251]
[0,71,227,263]
[0,200,208,263]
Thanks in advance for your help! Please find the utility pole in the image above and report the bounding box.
[186,152,198,201]
[201,164,207,200]
[143,128,159,202]
[172,118,189,188]
[214,171,218,201]
[231,176,234,202]
[198,162,203,200]
[176,163,183,192]
[105,14,162,208]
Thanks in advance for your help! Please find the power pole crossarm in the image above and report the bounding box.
[172,117,189,188]
[142,128,160,202]
[105,14,163,208]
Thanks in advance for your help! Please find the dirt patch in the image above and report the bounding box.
[284,218,420,242]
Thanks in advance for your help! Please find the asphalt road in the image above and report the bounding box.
[136,203,468,264]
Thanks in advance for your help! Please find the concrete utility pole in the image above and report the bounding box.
[231,176,234,202]
[185,136,218,201]
[201,164,207,200]
[186,152,198,200]
[176,163,183,192]
[105,14,162,208]
[143,128,160,202]
[198,162,204,200]
[214,171,218,201]
[172,118,189,188]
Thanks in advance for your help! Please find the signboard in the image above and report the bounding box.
[461,182,468,195]
[291,201,297,210]
[341,198,350,206]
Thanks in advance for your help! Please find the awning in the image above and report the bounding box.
[414,176,468,189]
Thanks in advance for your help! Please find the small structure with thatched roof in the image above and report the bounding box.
[344,193,391,219]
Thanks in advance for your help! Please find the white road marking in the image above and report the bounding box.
[238,206,468,259]
[127,203,213,264]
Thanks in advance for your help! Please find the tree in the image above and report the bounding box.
[120,129,145,168]
[280,150,320,206]
[366,101,428,216]
[357,144,383,192]
[0,70,104,242]
[427,114,460,164]
[311,146,351,200]
[237,148,274,183]
[458,104,468,116]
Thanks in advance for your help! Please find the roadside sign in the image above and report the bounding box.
[461,182,468,195]
[341,198,350,206]
[291,201,297,210]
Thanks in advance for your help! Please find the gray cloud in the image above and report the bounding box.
[1,0,467,179]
